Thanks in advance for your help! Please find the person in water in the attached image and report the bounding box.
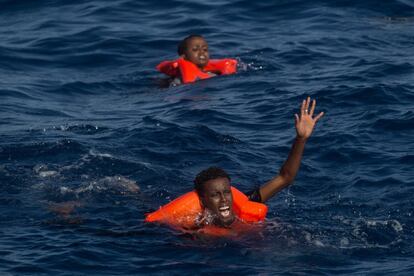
[157,34,238,85]
[193,97,324,228]
[177,35,211,72]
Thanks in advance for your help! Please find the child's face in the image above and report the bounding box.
[182,37,209,68]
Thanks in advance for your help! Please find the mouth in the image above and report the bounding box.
[199,55,207,62]
[218,206,231,217]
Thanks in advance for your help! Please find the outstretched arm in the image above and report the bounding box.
[258,97,324,203]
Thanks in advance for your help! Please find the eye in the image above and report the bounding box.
[209,192,219,198]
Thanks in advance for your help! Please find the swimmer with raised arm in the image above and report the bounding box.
[146,97,324,230]
[193,97,324,228]
[156,35,237,85]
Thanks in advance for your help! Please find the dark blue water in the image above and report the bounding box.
[1,0,413,274]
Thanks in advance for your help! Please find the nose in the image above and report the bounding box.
[219,193,227,203]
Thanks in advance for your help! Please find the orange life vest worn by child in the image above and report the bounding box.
[156,58,238,84]
[145,186,267,235]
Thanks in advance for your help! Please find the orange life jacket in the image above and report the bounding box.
[145,186,267,231]
[156,58,238,84]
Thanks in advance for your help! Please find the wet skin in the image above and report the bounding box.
[199,177,235,227]
[182,37,209,69]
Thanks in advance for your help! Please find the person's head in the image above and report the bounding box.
[177,34,209,69]
[194,167,235,227]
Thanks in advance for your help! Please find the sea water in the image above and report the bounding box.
[0,0,413,274]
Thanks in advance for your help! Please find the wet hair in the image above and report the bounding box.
[194,166,231,196]
[177,34,204,56]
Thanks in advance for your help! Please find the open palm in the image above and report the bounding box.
[295,97,324,139]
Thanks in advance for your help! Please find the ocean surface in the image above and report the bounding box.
[1,0,413,275]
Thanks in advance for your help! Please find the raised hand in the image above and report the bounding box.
[295,97,324,140]
[257,97,324,203]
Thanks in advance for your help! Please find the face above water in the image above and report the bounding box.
[200,177,235,227]
[182,37,209,69]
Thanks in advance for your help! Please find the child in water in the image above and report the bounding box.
[178,35,211,73]
[147,97,324,232]
[157,34,238,85]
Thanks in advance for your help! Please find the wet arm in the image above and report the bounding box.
[258,136,307,203]
[257,97,324,203]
